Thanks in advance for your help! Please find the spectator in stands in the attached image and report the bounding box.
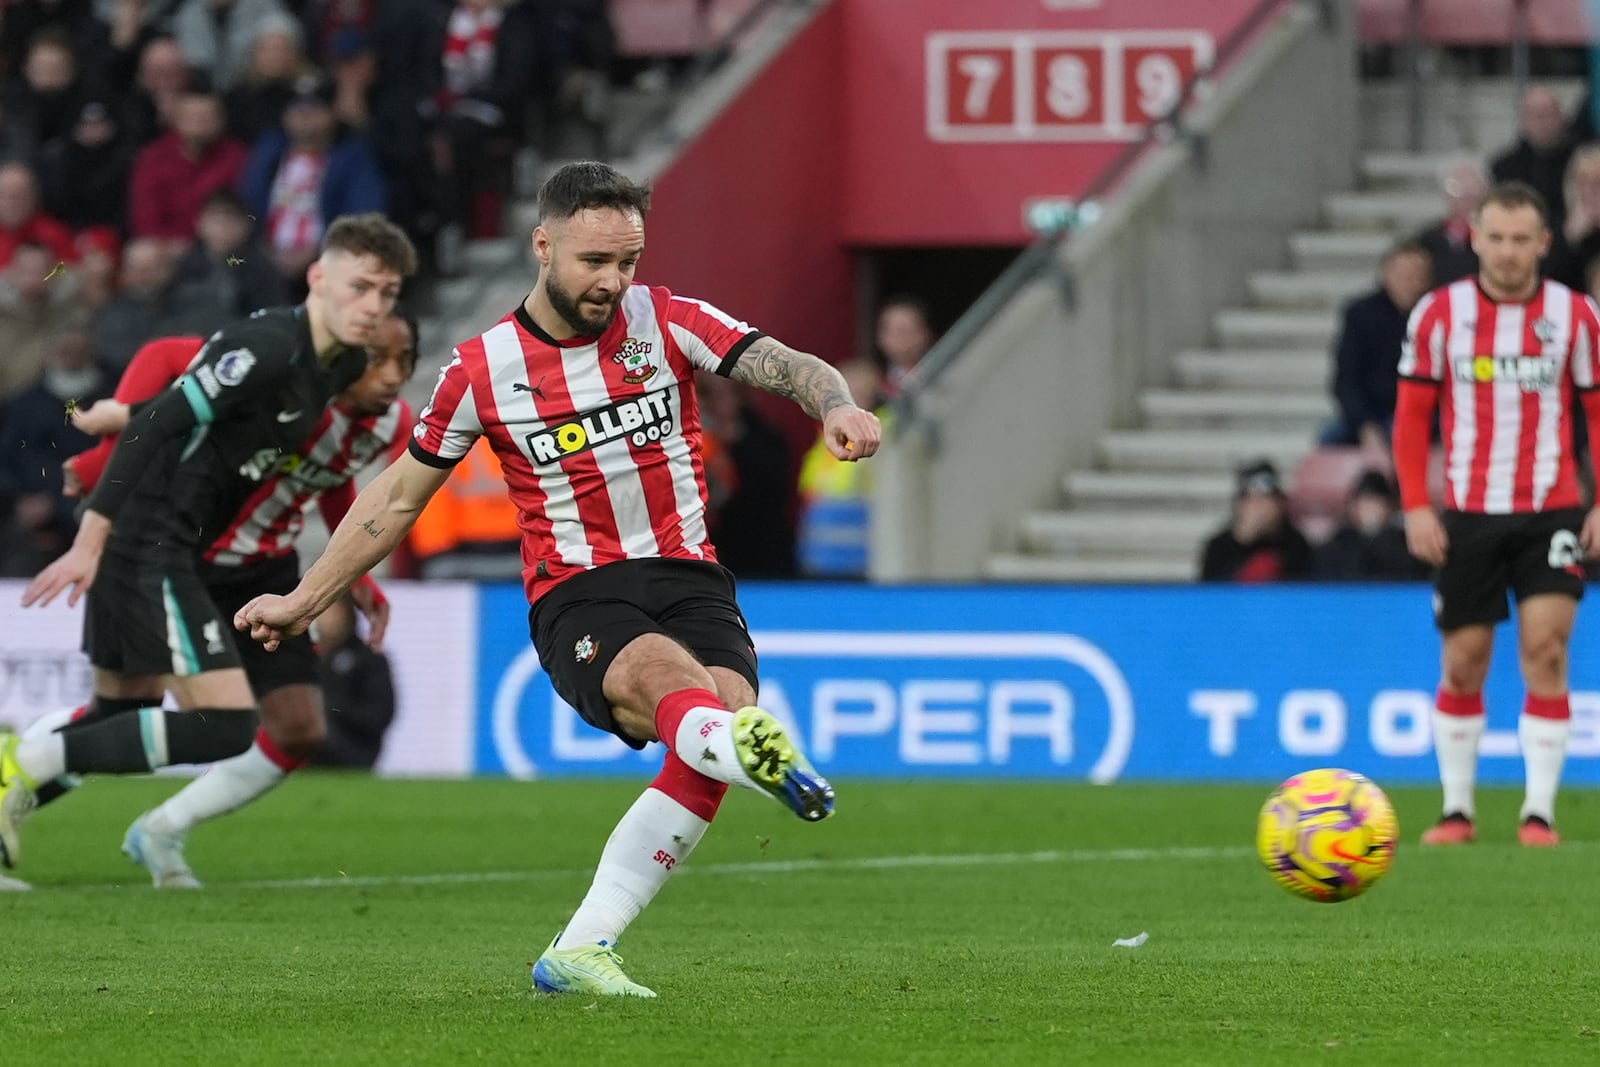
[223,12,311,143]
[173,0,294,91]
[0,161,77,269]
[874,294,937,397]
[129,82,248,246]
[308,594,397,770]
[1544,144,1600,291]
[1313,469,1428,582]
[1199,459,1313,583]
[165,188,286,334]
[0,241,90,402]
[0,330,110,577]
[121,34,192,147]
[529,0,616,156]
[428,0,538,268]
[38,98,134,237]
[2,28,91,166]
[0,0,111,91]
[1491,86,1575,235]
[796,361,886,579]
[90,237,175,370]
[1412,160,1485,285]
[698,370,796,578]
[240,72,386,294]
[359,0,445,274]
[406,440,523,580]
[1322,241,1432,459]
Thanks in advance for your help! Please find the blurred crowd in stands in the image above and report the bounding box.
[1202,85,1600,584]
[0,0,618,574]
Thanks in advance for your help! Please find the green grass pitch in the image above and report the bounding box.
[2,776,1597,1064]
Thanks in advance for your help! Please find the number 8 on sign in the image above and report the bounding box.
[1035,48,1103,127]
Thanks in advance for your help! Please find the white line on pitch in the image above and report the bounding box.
[54,843,1253,893]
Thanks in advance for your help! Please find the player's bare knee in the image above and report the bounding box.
[708,666,754,710]
[1518,632,1569,688]
[604,633,715,711]
[259,686,328,757]
[1441,636,1492,692]
[266,717,326,759]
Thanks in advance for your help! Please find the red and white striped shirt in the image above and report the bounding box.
[409,284,763,603]
[1398,277,1600,513]
[206,399,412,566]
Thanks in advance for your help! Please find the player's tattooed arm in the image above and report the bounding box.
[728,337,853,422]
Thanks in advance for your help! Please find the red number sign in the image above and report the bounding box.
[927,31,1212,142]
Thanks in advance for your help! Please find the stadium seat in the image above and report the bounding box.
[1358,0,1591,45]
[1289,447,1369,542]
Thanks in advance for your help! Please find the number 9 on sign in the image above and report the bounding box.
[1125,47,1187,122]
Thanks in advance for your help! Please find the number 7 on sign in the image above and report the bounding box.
[949,48,1015,126]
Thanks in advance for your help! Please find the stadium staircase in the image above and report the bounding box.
[988,79,1580,583]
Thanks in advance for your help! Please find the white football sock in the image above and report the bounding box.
[1518,714,1570,823]
[1432,710,1484,818]
[22,705,82,742]
[554,787,712,949]
[148,742,289,835]
[668,704,753,790]
[15,732,67,785]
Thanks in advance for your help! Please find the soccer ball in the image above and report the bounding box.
[1256,768,1398,903]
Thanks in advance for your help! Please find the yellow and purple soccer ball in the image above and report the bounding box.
[1257,768,1398,903]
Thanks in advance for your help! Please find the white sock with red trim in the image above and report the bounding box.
[652,688,754,789]
[554,752,728,950]
[1433,688,1485,819]
[21,704,87,742]
[1519,693,1570,823]
[148,729,305,835]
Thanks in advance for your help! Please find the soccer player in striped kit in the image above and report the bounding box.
[237,161,883,996]
[1395,180,1600,847]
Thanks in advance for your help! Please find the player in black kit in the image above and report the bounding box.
[0,214,416,871]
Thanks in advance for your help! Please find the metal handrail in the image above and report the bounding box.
[892,0,1328,437]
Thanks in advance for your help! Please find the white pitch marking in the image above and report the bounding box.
[64,844,1254,893]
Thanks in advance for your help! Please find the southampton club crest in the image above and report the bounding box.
[574,634,598,664]
[613,338,657,384]
[1532,317,1557,344]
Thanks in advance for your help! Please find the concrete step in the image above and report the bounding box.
[1139,388,1333,426]
[1064,469,1234,508]
[1246,269,1372,310]
[985,552,1197,583]
[1019,509,1219,555]
[1214,308,1337,348]
[1098,429,1313,472]
[464,237,523,270]
[1359,152,1457,189]
[1323,190,1438,232]
[1289,230,1395,271]
[1173,349,1328,389]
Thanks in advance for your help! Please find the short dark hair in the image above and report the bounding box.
[878,293,936,331]
[387,299,420,378]
[200,187,249,217]
[322,213,418,277]
[537,161,651,223]
[1479,180,1549,226]
[1384,239,1431,266]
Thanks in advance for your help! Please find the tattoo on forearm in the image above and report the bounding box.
[730,337,852,422]
[357,518,386,539]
